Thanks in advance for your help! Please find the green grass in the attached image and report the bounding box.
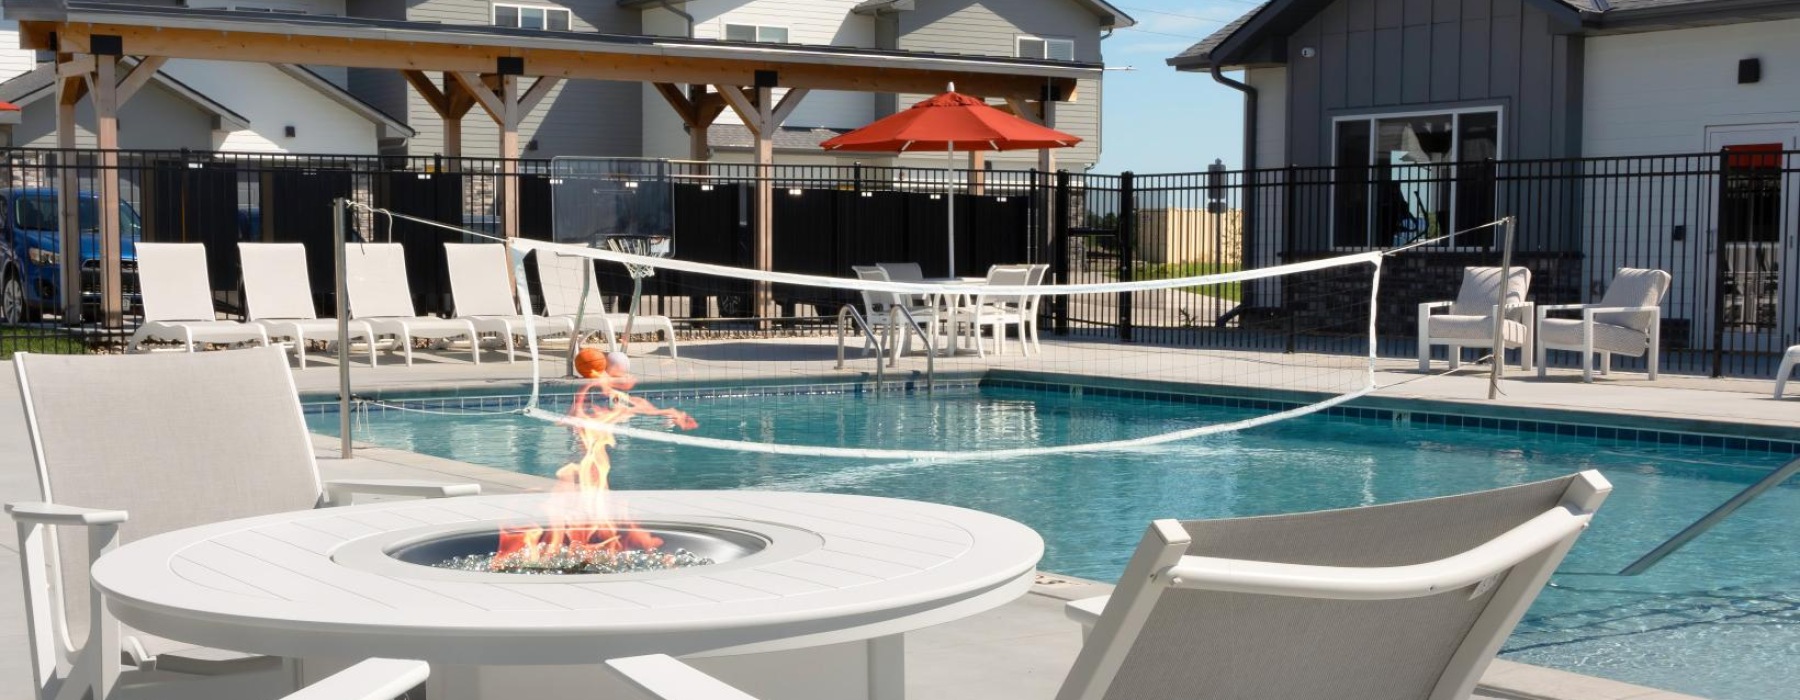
[1121,262,1242,302]
[0,327,89,359]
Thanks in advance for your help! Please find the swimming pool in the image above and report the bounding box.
[309,381,1800,700]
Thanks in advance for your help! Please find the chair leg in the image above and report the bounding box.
[1448,347,1461,370]
[1601,352,1612,376]
[294,330,308,369]
[1777,353,1797,398]
[1419,337,1431,372]
[504,327,517,365]
[402,330,415,367]
[1581,352,1593,383]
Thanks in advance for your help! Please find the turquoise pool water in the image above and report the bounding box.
[309,384,1800,700]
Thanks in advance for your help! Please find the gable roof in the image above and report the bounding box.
[1167,0,1794,71]
[851,0,1136,28]
[273,64,414,138]
[0,61,251,129]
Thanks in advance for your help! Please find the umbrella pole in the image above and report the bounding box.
[947,143,955,277]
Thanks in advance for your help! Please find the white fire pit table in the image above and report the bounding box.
[91,490,1044,700]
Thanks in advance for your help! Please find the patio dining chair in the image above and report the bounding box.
[343,242,481,366]
[852,265,941,358]
[531,247,679,358]
[6,348,479,700]
[239,242,378,368]
[1534,268,1671,382]
[125,242,270,353]
[1419,266,1533,372]
[876,261,933,309]
[605,470,1611,700]
[443,243,574,364]
[959,265,1033,358]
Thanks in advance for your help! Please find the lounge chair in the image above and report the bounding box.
[6,348,477,700]
[604,471,1612,700]
[853,265,941,358]
[442,243,574,363]
[284,659,429,700]
[1535,268,1672,382]
[125,242,269,353]
[1419,266,1533,372]
[239,242,378,368]
[959,265,1033,358]
[343,242,481,366]
[1776,345,1800,398]
[532,248,678,358]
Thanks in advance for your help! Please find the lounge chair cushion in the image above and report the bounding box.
[1592,268,1671,332]
[1538,317,1651,356]
[1426,315,1528,344]
[1449,267,1531,318]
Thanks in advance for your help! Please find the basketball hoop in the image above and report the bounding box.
[598,234,671,354]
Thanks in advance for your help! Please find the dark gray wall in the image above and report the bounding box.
[1283,0,1582,166]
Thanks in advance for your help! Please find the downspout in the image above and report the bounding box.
[657,0,694,36]
[1209,63,1260,311]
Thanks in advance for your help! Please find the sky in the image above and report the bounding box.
[1090,0,1259,175]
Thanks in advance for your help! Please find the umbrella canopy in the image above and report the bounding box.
[819,91,1081,153]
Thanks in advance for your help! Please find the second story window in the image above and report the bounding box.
[723,23,789,43]
[494,3,571,31]
[1016,36,1074,61]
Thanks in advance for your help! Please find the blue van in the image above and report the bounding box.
[1,188,142,322]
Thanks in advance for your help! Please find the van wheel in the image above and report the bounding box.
[0,272,23,325]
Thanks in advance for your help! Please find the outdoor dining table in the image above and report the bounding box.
[89,490,1044,700]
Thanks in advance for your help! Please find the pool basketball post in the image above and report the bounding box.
[334,197,352,459]
[1490,216,1517,401]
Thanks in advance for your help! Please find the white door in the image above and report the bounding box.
[1704,125,1799,351]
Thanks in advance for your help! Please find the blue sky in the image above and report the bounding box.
[1091,1,1257,175]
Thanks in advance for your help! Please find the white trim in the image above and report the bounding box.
[491,2,571,31]
[1016,34,1075,62]
[1328,106,1505,251]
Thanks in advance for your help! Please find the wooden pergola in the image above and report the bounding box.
[8,2,1095,325]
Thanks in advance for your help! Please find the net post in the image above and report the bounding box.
[1489,215,1517,401]
[1118,171,1136,343]
[333,197,352,459]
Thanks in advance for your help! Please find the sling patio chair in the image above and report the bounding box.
[1535,268,1672,383]
[6,348,476,700]
[442,243,574,364]
[958,265,1034,358]
[853,265,942,359]
[532,247,679,358]
[604,471,1611,700]
[239,242,377,368]
[343,242,481,366]
[125,243,270,353]
[1419,266,1534,373]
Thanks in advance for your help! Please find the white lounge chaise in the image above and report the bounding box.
[1535,267,1672,383]
[125,242,269,353]
[605,471,1612,700]
[1419,266,1534,372]
[443,242,573,363]
[239,242,378,368]
[531,246,679,358]
[6,348,476,700]
[343,242,481,366]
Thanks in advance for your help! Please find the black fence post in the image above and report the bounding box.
[1283,164,1298,354]
[1117,170,1135,342]
[1711,147,1730,378]
[1053,169,1071,336]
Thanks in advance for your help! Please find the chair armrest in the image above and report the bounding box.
[1156,506,1590,600]
[322,480,481,506]
[281,659,429,700]
[5,502,129,526]
[1581,305,1662,317]
[606,655,762,700]
[1064,595,1108,630]
[1536,303,1591,313]
[1417,301,1453,315]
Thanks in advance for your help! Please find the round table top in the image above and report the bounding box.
[92,491,1044,665]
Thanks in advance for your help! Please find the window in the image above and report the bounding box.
[493,3,571,31]
[1332,110,1499,248]
[723,23,789,43]
[1017,36,1075,62]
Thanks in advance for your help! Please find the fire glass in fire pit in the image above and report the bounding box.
[387,523,768,576]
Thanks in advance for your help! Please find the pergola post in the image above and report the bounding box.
[452,70,559,240]
[718,82,808,324]
[968,151,986,196]
[90,54,122,327]
[403,71,477,170]
[53,54,84,324]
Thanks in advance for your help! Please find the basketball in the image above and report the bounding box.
[574,347,608,378]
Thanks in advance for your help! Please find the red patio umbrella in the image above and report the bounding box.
[821,87,1081,275]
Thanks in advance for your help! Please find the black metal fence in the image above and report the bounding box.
[0,147,1792,379]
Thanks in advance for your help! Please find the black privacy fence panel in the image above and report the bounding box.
[0,147,1792,378]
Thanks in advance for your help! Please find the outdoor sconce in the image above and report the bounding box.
[788,188,803,196]
[527,139,539,151]
[1299,46,1317,59]
[284,125,296,138]
[1739,58,1761,84]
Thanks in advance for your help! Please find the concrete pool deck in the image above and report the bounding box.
[0,338,1758,699]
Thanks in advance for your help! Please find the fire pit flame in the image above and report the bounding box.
[436,546,714,576]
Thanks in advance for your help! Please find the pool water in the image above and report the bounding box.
[311,386,1800,700]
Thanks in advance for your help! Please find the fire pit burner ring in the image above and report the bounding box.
[333,516,823,583]
[389,523,765,575]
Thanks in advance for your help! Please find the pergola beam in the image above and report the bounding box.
[113,55,166,104]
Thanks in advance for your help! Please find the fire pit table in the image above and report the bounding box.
[90,490,1044,700]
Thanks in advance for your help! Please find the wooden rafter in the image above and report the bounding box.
[402,69,451,116]
[517,76,559,114]
[652,83,696,126]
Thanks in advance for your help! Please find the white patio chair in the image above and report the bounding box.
[605,471,1611,700]
[283,659,428,700]
[6,348,477,700]
[1776,345,1800,398]
[239,242,378,369]
[1419,266,1533,372]
[959,265,1033,358]
[1023,263,1049,353]
[532,249,679,358]
[876,261,931,309]
[125,242,269,353]
[443,243,574,364]
[1535,268,1672,383]
[343,242,481,366]
[852,266,941,358]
